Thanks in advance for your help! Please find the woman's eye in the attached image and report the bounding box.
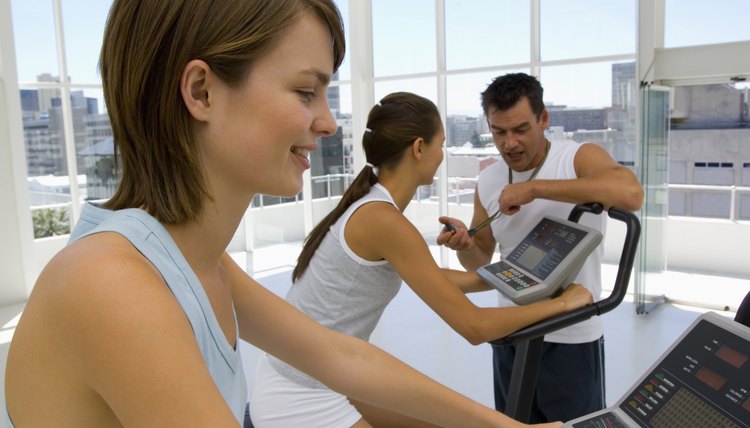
[297,90,315,102]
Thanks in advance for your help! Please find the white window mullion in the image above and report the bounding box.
[347,0,374,175]
[52,0,82,225]
[530,0,541,77]
[435,0,451,267]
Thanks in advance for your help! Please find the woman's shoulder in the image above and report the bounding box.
[38,232,169,313]
[6,233,219,426]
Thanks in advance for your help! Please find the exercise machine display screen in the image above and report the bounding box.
[477,216,602,305]
[564,312,750,428]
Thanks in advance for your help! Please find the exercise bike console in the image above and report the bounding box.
[477,216,603,305]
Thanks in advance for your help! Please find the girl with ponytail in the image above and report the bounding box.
[250,91,590,427]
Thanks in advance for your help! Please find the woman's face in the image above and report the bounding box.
[199,13,337,199]
[421,123,445,185]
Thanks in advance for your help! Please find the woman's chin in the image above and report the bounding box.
[267,181,303,198]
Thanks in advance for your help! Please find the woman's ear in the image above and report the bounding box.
[411,137,425,160]
[180,59,212,122]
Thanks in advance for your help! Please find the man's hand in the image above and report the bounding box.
[498,181,535,216]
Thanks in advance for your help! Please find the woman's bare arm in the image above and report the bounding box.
[222,253,546,428]
[348,203,592,345]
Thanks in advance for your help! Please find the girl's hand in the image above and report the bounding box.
[437,216,474,251]
[556,283,593,311]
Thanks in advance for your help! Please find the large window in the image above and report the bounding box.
[372,0,436,77]
[445,0,529,70]
[664,0,750,48]
[7,0,749,278]
[12,0,113,238]
[541,61,638,167]
[540,0,635,61]
[668,83,750,220]
[372,1,637,258]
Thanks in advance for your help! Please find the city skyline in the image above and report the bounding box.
[8,0,750,225]
[10,0,750,115]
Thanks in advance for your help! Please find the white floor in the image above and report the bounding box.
[0,243,745,427]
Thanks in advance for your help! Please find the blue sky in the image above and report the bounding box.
[9,0,750,115]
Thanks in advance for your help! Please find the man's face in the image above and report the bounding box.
[487,97,549,172]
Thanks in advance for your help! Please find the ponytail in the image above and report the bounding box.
[292,166,378,281]
[293,91,440,282]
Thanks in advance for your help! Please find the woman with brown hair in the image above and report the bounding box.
[5,1,563,427]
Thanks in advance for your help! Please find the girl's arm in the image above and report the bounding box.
[347,203,592,345]
[441,269,492,293]
[222,253,550,428]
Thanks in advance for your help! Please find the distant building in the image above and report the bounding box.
[446,115,483,147]
[20,74,112,198]
[27,174,87,206]
[547,105,608,133]
[668,84,750,218]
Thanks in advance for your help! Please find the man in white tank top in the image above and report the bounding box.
[438,73,643,423]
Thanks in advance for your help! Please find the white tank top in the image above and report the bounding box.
[477,139,606,343]
[269,183,403,388]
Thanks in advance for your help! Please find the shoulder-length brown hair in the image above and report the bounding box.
[100,0,345,224]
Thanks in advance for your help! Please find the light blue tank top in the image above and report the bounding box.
[5,203,247,426]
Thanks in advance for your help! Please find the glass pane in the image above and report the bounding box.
[540,0,635,61]
[10,0,58,81]
[374,77,437,105]
[444,71,520,264]
[445,0,529,70]
[542,61,624,108]
[333,0,350,81]
[23,86,112,238]
[21,85,66,178]
[665,0,750,48]
[541,62,638,170]
[447,71,492,146]
[31,205,71,239]
[669,83,750,220]
[311,84,353,200]
[23,82,72,238]
[637,86,669,312]
[75,88,114,202]
[62,0,113,84]
[640,87,670,219]
[372,0,436,77]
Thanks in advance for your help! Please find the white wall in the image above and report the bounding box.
[0,2,36,305]
[0,84,32,305]
[250,198,342,244]
[666,217,750,276]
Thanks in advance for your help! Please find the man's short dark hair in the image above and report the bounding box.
[481,72,545,119]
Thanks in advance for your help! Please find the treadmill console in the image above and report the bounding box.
[566,313,750,427]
